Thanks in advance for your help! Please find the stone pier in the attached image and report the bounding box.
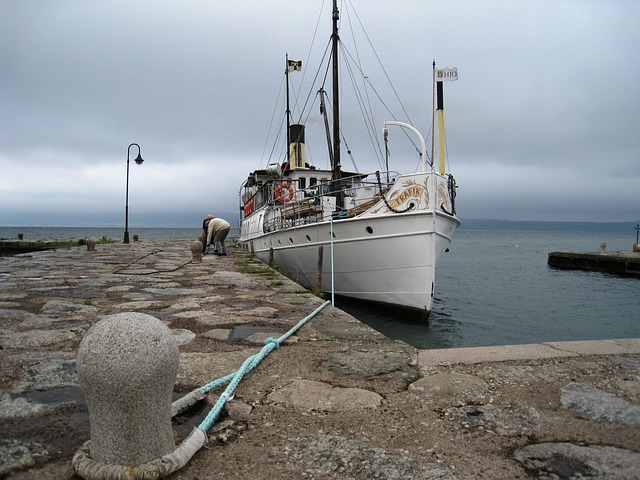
[0,239,639,479]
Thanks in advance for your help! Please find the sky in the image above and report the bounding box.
[1,0,639,227]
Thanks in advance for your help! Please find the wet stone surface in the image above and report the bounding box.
[514,443,640,480]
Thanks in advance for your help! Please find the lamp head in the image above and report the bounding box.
[134,153,144,165]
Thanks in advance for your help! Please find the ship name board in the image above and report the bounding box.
[388,186,425,209]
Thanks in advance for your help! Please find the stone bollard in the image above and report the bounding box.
[86,238,97,251]
[634,243,640,253]
[190,240,203,262]
[76,312,179,465]
[600,242,606,252]
[133,234,139,242]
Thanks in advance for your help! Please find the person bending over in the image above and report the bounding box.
[206,216,231,255]
[201,214,214,252]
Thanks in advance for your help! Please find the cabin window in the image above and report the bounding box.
[309,177,317,187]
[298,178,306,189]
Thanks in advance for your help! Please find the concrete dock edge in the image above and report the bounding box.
[419,338,640,368]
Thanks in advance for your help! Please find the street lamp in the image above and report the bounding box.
[123,143,144,244]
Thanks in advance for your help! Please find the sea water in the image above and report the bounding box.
[2,226,638,349]
[337,230,640,349]
[0,226,200,241]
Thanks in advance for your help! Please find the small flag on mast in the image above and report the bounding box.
[436,67,458,81]
[287,59,302,72]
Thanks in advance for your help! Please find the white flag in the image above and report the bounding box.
[436,67,458,82]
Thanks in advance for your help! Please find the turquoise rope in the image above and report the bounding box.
[330,216,335,306]
[197,300,331,432]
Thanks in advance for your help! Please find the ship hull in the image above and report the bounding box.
[242,200,459,314]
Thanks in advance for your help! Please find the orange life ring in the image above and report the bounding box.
[275,183,294,203]
[243,199,254,216]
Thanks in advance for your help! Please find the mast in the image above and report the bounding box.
[434,65,458,174]
[331,0,343,207]
[286,54,291,164]
[431,61,436,169]
[436,80,445,175]
[319,89,335,167]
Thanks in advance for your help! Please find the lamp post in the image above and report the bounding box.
[124,143,144,244]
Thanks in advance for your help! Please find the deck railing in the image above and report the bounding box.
[255,171,397,233]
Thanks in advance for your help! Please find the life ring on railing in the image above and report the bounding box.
[275,183,294,203]
[243,199,254,216]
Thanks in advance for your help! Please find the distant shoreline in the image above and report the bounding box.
[1,219,637,233]
[0,226,238,242]
[459,219,639,233]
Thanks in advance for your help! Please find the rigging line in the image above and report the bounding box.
[262,75,287,168]
[317,87,359,173]
[338,4,388,169]
[339,43,383,170]
[290,0,331,126]
[341,7,386,169]
[273,2,329,167]
[384,141,423,175]
[343,138,359,172]
[287,35,332,163]
[321,41,380,173]
[338,37,411,143]
[291,41,333,170]
[361,74,425,162]
[341,0,378,135]
[271,116,288,165]
[292,0,327,119]
[346,0,414,126]
[331,55,362,173]
[297,38,333,125]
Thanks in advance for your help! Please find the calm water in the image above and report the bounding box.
[0,226,200,241]
[338,230,640,349]
[2,227,638,349]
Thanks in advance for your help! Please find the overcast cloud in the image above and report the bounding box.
[1,0,639,226]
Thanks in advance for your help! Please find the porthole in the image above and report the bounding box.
[289,237,294,243]
[306,235,311,242]
[366,226,374,234]
[277,239,282,245]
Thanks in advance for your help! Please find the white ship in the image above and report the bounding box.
[239,0,460,318]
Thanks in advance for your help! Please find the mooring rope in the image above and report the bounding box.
[112,250,161,274]
[113,249,194,275]
[73,300,331,480]
[374,170,414,213]
[198,299,331,430]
